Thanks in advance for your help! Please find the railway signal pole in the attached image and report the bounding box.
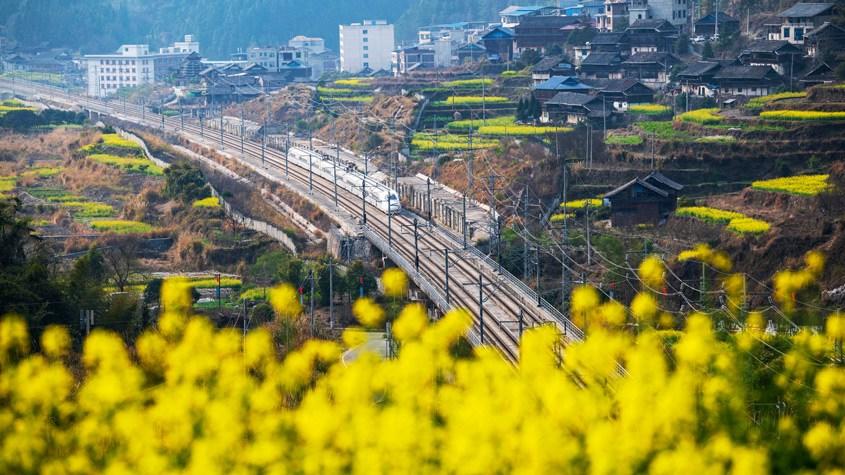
[444,249,450,304]
[361,178,367,225]
[413,218,420,272]
[308,153,313,193]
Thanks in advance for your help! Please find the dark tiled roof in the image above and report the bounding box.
[742,39,802,54]
[532,55,564,71]
[583,78,652,94]
[628,19,675,30]
[604,178,669,199]
[591,32,625,45]
[623,52,680,65]
[714,65,778,80]
[545,91,598,106]
[581,52,622,66]
[645,171,684,191]
[677,61,722,77]
[806,21,845,37]
[778,2,834,18]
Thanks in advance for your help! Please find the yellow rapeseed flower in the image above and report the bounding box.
[638,255,665,290]
[269,283,302,319]
[41,325,70,359]
[353,297,385,328]
[381,267,408,298]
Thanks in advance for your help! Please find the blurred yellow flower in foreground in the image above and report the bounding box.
[381,267,408,298]
[269,283,302,319]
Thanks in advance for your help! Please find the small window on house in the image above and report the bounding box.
[363,29,368,34]
[783,27,790,38]
[363,38,368,43]
[363,53,369,58]
[363,46,369,50]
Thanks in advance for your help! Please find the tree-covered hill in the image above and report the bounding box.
[0,0,544,57]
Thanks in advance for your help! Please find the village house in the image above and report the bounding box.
[533,75,594,102]
[800,61,839,87]
[626,19,679,54]
[588,32,630,56]
[621,51,681,89]
[676,60,726,97]
[584,78,655,110]
[480,26,515,63]
[738,40,804,77]
[540,91,612,125]
[514,15,587,54]
[693,11,740,38]
[579,52,624,79]
[499,5,561,28]
[767,2,836,45]
[804,22,845,59]
[605,172,683,227]
[713,65,784,97]
[531,55,576,85]
[598,0,630,33]
[456,43,487,64]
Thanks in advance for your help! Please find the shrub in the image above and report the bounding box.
[89,219,154,234]
[759,110,845,121]
[751,174,830,196]
[678,108,723,124]
[628,103,671,115]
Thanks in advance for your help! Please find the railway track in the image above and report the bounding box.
[1,79,587,362]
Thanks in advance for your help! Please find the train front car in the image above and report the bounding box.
[387,191,401,214]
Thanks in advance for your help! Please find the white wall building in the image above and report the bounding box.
[83,35,198,97]
[628,0,690,31]
[339,20,395,73]
[288,36,326,54]
[246,46,308,71]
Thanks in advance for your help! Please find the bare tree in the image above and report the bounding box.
[101,237,141,293]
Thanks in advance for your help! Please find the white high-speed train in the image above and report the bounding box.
[286,146,401,214]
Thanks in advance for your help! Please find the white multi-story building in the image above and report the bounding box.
[288,36,326,54]
[247,46,308,71]
[628,0,690,31]
[339,20,395,73]
[83,35,199,97]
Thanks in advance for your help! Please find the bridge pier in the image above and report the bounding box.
[327,227,372,262]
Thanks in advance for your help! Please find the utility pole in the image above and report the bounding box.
[444,249,450,304]
[219,104,224,148]
[179,98,184,130]
[328,258,334,329]
[361,178,367,225]
[308,153,313,193]
[388,207,393,248]
[585,202,592,266]
[462,193,468,250]
[478,273,485,343]
[522,187,529,280]
[535,246,542,307]
[200,108,205,138]
[413,218,420,272]
[426,177,433,224]
[284,123,290,177]
[240,100,245,157]
[309,269,315,336]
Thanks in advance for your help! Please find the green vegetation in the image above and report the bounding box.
[320,95,374,103]
[500,70,529,78]
[27,188,85,203]
[165,163,211,202]
[751,174,830,196]
[334,78,372,88]
[188,276,242,289]
[317,87,357,96]
[628,103,671,116]
[605,134,644,145]
[635,121,691,140]
[87,154,164,176]
[561,198,603,210]
[744,91,807,110]
[411,133,499,152]
[89,219,154,234]
[432,96,510,106]
[694,135,736,144]
[759,110,845,121]
[1,71,63,85]
[678,108,723,125]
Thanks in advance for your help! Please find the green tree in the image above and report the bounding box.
[344,261,376,300]
[702,41,715,59]
[164,163,210,203]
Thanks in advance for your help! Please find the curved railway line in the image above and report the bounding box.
[1,79,587,362]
